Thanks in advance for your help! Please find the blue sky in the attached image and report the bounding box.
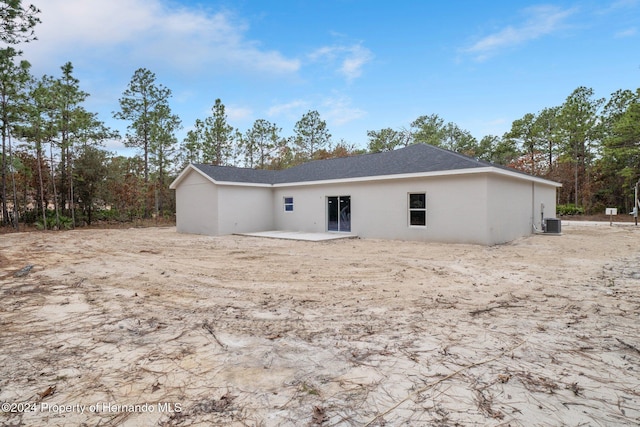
[19,0,640,156]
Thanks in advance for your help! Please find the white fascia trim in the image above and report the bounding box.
[169,164,218,189]
[171,165,562,189]
[272,167,562,188]
[212,180,272,188]
[488,168,563,187]
[169,164,195,189]
[170,165,273,189]
[272,169,471,187]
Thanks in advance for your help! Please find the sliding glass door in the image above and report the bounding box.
[327,196,351,232]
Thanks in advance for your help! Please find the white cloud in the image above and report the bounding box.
[308,43,373,81]
[267,100,309,118]
[340,45,374,81]
[322,96,366,126]
[464,5,576,61]
[266,97,365,128]
[615,27,638,37]
[226,105,253,122]
[600,0,639,13]
[23,0,300,75]
[612,0,639,7]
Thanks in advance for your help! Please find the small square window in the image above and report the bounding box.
[409,193,426,226]
[284,197,294,212]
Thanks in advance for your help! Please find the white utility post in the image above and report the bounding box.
[606,208,618,226]
[635,180,639,226]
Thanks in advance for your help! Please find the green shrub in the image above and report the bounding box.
[21,209,40,224]
[34,210,74,230]
[93,208,122,221]
[556,204,584,216]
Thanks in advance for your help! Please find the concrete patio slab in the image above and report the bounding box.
[235,230,358,241]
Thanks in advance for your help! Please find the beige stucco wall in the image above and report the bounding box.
[216,185,274,234]
[485,175,531,244]
[174,170,218,235]
[273,173,558,245]
[174,168,558,244]
[485,175,557,244]
[273,174,496,244]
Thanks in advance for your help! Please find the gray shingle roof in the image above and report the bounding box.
[192,144,507,185]
[192,164,277,184]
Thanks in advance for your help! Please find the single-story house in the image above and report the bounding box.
[169,143,561,245]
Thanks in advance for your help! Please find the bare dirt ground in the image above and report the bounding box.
[1,223,639,426]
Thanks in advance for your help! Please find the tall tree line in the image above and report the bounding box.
[2,2,639,228]
[0,48,349,229]
[4,77,640,228]
[365,86,640,215]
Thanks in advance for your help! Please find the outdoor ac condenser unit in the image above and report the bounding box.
[544,218,561,234]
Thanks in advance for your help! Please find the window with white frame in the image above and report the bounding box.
[408,193,426,226]
[284,197,294,212]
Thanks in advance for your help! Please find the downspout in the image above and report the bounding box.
[531,182,535,232]
[531,182,546,234]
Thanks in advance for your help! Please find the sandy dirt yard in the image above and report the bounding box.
[1,223,639,426]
